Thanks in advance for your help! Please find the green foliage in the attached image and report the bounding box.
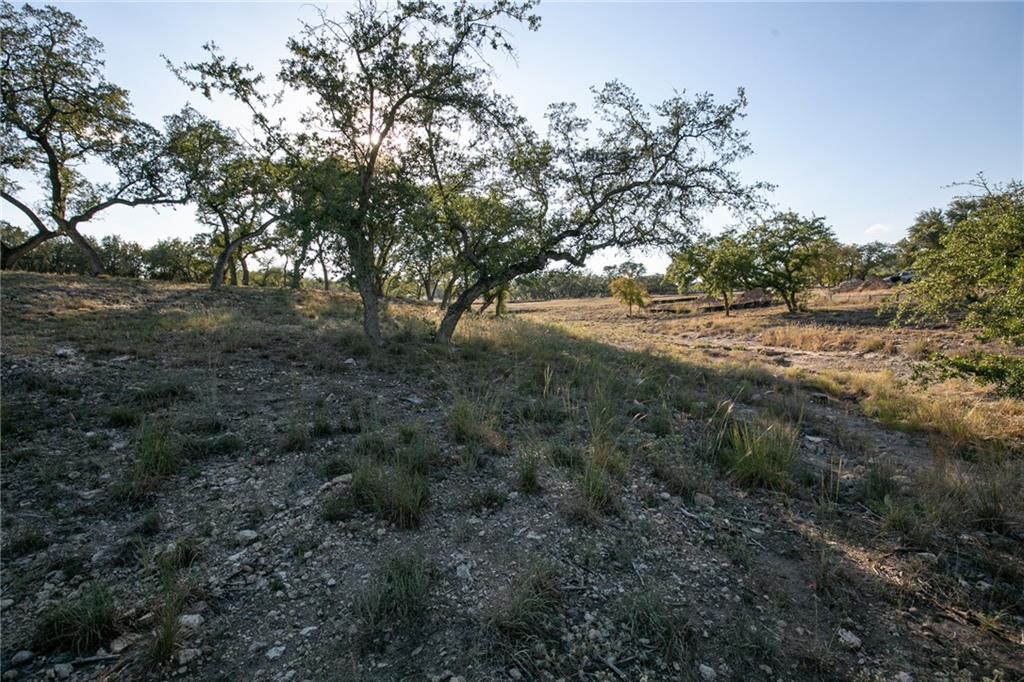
[893,180,1024,344]
[745,212,835,312]
[609,276,650,315]
[1,3,185,272]
[618,589,692,662]
[667,230,753,313]
[926,352,1024,398]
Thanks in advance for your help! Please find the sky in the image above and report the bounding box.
[6,1,1023,274]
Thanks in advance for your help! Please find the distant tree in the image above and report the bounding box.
[807,238,860,288]
[143,237,212,282]
[893,179,1023,344]
[856,241,900,279]
[603,260,647,280]
[609,276,649,316]
[164,107,287,289]
[1,3,183,273]
[746,211,834,312]
[99,236,145,278]
[667,230,753,315]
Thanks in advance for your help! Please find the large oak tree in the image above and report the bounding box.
[1,2,184,273]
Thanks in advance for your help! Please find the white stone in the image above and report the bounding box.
[698,664,717,681]
[237,529,259,545]
[265,645,286,660]
[178,613,205,629]
[53,663,73,679]
[837,628,862,649]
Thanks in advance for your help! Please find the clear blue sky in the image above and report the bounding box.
[11,1,1024,273]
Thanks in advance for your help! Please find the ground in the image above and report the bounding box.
[1,273,1021,682]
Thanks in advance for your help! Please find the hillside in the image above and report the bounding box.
[1,273,1021,681]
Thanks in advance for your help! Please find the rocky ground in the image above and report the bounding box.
[1,273,1021,681]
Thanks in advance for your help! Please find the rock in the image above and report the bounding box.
[178,613,205,629]
[53,664,73,679]
[237,530,259,545]
[343,358,357,366]
[804,435,825,444]
[110,635,133,653]
[659,492,671,501]
[299,626,318,637]
[837,628,861,650]
[455,564,471,581]
[177,648,201,665]
[694,493,715,508]
[698,663,717,681]
[330,474,352,486]
[54,346,75,358]
[894,673,913,682]
[508,669,522,680]
[1,598,14,609]
[917,552,938,564]
[266,645,286,660]
[11,651,33,667]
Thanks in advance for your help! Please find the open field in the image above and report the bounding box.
[2,273,1022,681]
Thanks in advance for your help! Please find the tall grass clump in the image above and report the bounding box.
[710,406,797,490]
[353,552,430,639]
[34,584,118,654]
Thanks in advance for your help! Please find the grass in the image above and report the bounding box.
[570,459,617,525]
[103,405,143,428]
[516,450,542,493]
[349,458,431,529]
[618,588,692,662]
[467,485,509,512]
[448,395,506,453]
[34,583,118,654]
[314,454,352,479]
[9,527,50,557]
[545,442,584,469]
[353,551,430,640]
[649,450,711,502]
[488,560,561,644]
[712,411,798,490]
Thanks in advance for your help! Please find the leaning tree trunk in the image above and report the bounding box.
[211,239,244,290]
[436,281,489,344]
[64,226,104,276]
[240,256,250,286]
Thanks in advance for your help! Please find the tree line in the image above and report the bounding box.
[2,2,1019,347]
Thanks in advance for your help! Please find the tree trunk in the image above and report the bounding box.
[240,255,250,285]
[357,275,383,346]
[320,256,329,291]
[723,291,731,316]
[228,256,238,286]
[211,239,243,290]
[436,281,488,344]
[1,231,58,270]
[64,226,104,276]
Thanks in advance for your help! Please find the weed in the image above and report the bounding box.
[9,527,49,557]
[467,485,509,512]
[351,459,430,529]
[281,422,311,452]
[352,431,392,460]
[644,402,674,436]
[133,379,191,409]
[322,492,355,522]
